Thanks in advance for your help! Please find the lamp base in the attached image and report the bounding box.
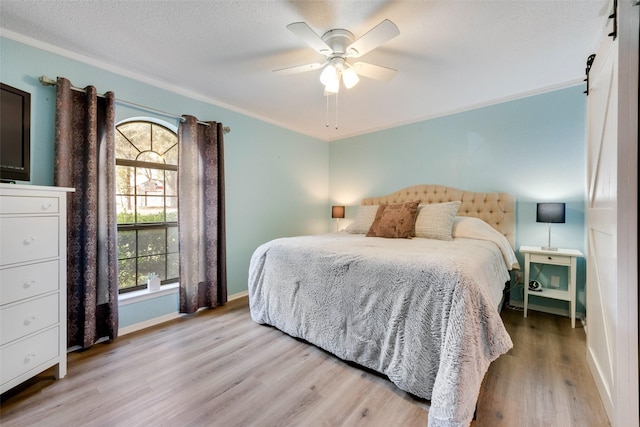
[541,246,558,251]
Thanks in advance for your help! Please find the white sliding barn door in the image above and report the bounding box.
[586,29,617,421]
[586,2,638,426]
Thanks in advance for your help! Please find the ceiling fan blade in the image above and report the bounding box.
[347,19,399,58]
[352,62,397,81]
[273,62,327,75]
[287,22,332,55]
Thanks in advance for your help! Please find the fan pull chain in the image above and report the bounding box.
[326,93,329,127]
[335,92,338,130]
[324,93,340,130]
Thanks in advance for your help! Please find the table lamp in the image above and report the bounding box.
[331,205,345,232]
[536,202,565,251]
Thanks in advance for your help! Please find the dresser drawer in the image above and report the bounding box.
[530,253,572,266]
[0,326,59,385]
[1,261,59,305]
[0,217,59,266]
[0,196,59,215]
[0,293,59,345]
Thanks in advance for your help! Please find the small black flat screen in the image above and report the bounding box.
[0,83,31,182]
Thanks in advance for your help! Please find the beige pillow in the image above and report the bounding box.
[345,205,380,234]
[366,201,420,239]
[452,216,520,270]
[414,201,462,241]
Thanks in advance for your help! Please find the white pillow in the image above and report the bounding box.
[414,201,461,241]
[452,216,520,270]
[345,205,380,234]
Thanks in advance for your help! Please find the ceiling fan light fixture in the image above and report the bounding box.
[342,67,359,89]
[324,79,340,94]
[279,20,400,129]
[320,64,339,87]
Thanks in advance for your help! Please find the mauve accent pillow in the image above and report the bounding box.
[414,201,462,241]
[366,201,420,239]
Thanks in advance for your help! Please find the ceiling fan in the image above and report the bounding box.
[274,19,400,93]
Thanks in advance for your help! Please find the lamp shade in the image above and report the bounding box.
[331,205,345,219]
[324,79,340,94]
[342,67,360,89]
[536,203,565,223]
[320,64,339,87]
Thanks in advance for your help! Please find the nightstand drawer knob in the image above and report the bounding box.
[24,315,36,326]
[23,280,35,289]
[548,256,552,260]
[41,203,53,211]
[23,236,35,245]
[24,352,36,363]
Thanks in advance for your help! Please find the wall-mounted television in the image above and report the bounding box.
[1,83,31,182]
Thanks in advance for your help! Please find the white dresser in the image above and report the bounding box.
[0,184,74,394]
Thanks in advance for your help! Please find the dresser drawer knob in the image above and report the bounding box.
[41,203,53,211]
[24,352,36,363]
[23,236,35,245]
[23,280,35,289]
[24,315,36,326]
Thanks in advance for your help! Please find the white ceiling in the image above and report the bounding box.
[0,1,610,141]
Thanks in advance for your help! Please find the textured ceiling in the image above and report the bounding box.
[0,1,610,141]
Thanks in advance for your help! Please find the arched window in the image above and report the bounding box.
[115,120,178,293]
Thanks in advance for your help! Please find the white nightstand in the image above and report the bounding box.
[519,245,583,328]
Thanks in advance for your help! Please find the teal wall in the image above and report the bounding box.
[329,86,587,312]
[2,35,588,327]
[119,292,178,328]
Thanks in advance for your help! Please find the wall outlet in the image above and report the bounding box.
[551,275,560,288]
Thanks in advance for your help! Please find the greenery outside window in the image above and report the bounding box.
[115,120,178,293]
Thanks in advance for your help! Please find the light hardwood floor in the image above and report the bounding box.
[0,297,609,427]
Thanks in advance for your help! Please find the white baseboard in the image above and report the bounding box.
[118,290,248,336]
[231,290,248,300]
[118,312,181,336]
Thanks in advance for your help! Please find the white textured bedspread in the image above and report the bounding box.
[248,233,513,427]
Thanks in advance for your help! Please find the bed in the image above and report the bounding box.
[248,185,519,427]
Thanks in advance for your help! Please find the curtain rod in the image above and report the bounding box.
[39,76,230,134]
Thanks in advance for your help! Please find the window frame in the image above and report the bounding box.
[115,120,179,294]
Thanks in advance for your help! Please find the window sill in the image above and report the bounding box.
[118,282,179,306]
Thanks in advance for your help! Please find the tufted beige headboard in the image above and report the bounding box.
[360,184,516,250]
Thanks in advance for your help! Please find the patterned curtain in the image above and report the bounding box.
[54,77,118,349]
[177,116,227,314]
